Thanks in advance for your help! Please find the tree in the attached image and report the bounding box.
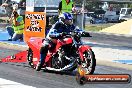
[74,0,101,11]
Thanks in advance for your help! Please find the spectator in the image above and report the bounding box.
[58,0,76,15]
[7,11,24,41]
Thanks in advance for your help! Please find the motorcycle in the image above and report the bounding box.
[27,31,96,74]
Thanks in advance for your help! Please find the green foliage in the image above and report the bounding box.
[73,0,82,4]
[85,25,104,31]
[128,4,132,8]
[85,24,115,32]
[73,0,101,11]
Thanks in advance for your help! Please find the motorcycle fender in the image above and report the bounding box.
[78,45,91,61]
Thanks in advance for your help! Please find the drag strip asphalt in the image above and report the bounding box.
[0,44,132,88]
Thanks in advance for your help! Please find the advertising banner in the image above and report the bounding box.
[24,11,46,42]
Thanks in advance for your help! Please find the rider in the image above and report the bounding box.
[36,12,84,71]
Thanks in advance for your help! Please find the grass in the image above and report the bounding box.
[85,23,116,32]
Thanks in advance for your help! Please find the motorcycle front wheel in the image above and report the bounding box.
[80,49,96,74]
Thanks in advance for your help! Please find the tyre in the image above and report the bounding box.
[81,49,96,74]
[27,48,34,68]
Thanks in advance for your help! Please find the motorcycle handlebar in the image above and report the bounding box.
[60,31,92,37]
[60,31,78,36]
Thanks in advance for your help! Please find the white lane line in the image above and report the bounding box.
[0,78,36,88]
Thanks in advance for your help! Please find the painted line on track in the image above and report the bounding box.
[0,78,36,88]
[113,60,132,65]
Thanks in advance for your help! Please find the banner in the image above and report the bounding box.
[24,11,46,42]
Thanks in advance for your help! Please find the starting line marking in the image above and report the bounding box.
[0,78,36,88]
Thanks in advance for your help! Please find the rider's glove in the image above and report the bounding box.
[81,32,92,37]
[55,33,64,38]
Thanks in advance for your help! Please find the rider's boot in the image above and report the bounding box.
[36,54,46,71]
